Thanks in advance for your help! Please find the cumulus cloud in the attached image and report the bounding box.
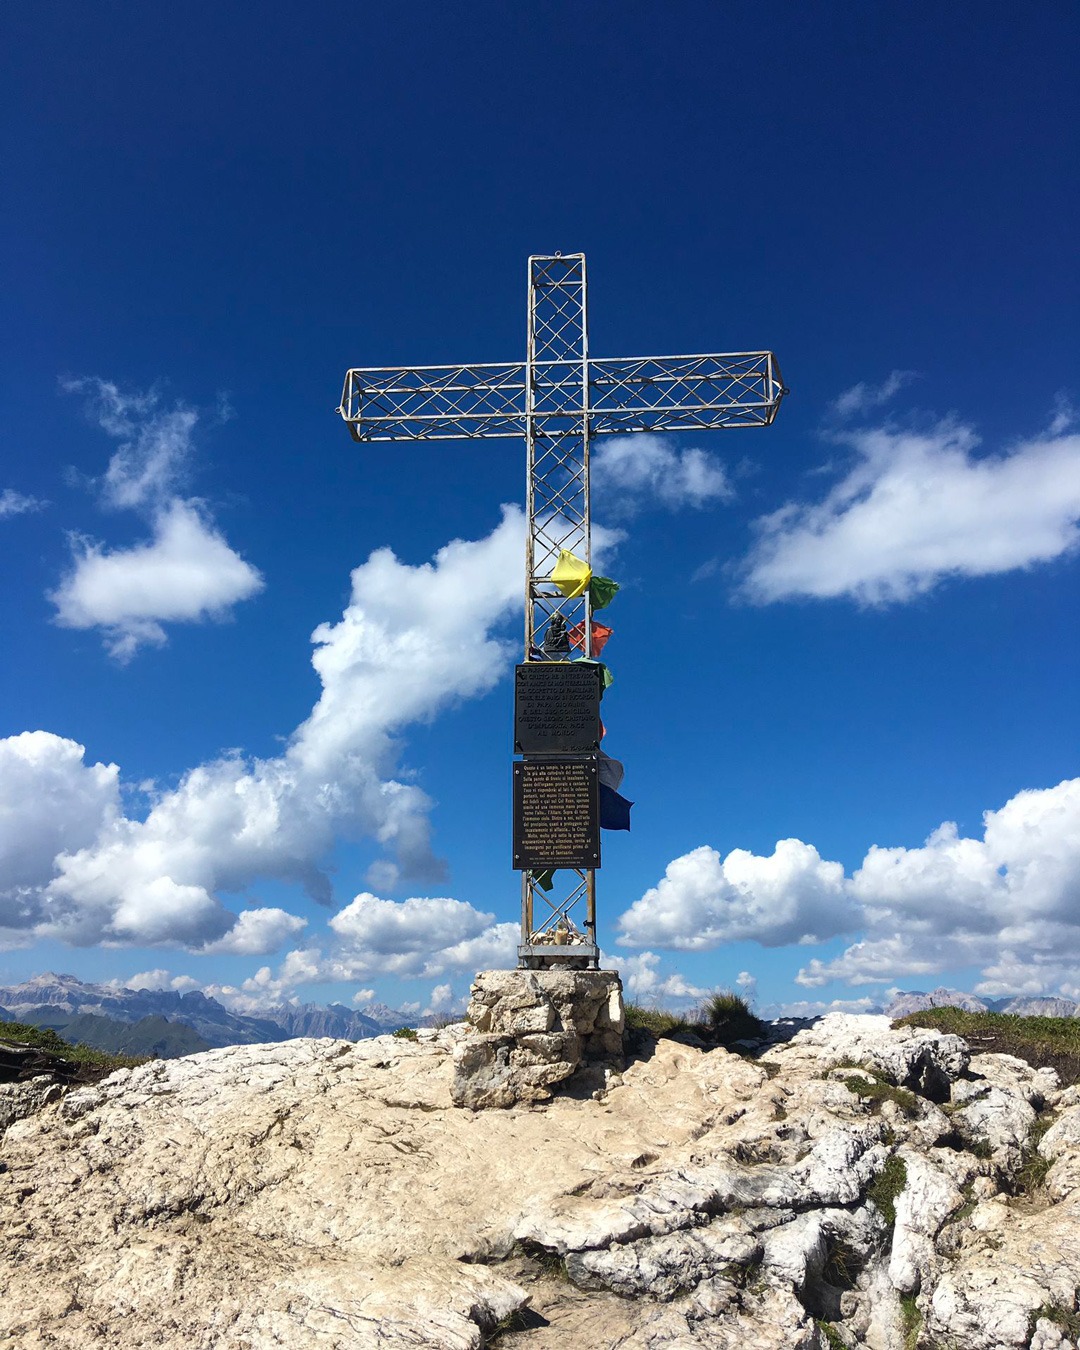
[118,969,200,994]
[201,908,307,956]
[54,378,262,658]
[0,488,46,519]
[742,419,1080,604]
[0,733,120,930]
[619,778,1080,1000]
[829,370,917,421]
[351,988,375,1006]
[617,840,854,950]
[51,499,264,660]
[591,434,732,515]
[424,982,457,1015]
[612,950,708,1003]
[796,778,1080,990]
[5,510,525,952]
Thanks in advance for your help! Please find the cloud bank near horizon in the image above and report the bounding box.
[617,777,1080,1000]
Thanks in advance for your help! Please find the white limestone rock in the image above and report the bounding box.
[1,1012,1078,1350]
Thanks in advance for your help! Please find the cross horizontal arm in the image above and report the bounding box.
[339,353,787,442]
[588,352,787,434]
[339,363,527,442]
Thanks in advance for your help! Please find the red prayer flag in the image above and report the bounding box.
[568,620,613,657]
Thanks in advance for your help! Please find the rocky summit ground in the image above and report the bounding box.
[2,1013,1079,1350]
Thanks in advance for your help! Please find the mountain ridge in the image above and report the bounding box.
[0,973,415,1053]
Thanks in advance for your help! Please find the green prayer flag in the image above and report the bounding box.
[533,869,556,892]
[589,576,620,611]
[574,657,613,694]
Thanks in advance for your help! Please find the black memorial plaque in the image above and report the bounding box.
[513,757,600,870]
[514,662,601,755]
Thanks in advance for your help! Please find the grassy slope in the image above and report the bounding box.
[896,1008,1080,1086]
[0,1020,151,1081]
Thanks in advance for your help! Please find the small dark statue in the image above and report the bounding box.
[542,612,571,656]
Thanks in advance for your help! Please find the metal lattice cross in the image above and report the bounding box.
[339,253,787,969]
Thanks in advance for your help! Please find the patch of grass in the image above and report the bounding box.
[840,1069,920,1118]
[700,990,765,1046]
[1013,1146,1052,1196]
[1033,1300,1080,1338]
[624,991,765,1053]
[0,1020,147,1077]
[486,1307,543,1343]
[899,1293,922,1350]
[515,1240,569,1283]
[821,1240,862,1291]
[817,1320,847,1350]
[866,1154,908,1227]
[391,1026,418,1040]
[894,1009,1080,1087]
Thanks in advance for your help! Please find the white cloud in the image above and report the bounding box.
[5,510,525,952]
[742,419,1080,604]
[201,907,307,956]
[619,779,1080,1001]
[328,893,517,979]
[351,988,375,1006]
[797,778,1080,990]
[0,733,120,930]
[617,840,854,950]
[612,950,708,1004]
[120,969,200,993]
[0,489,46,519]
[53,378,264,659]
[425,982,455,1015]
[735,970,757,998]
[63,377,196,509]
[591,434,732,515]
[829,370,917,421]
[51,499,264,659]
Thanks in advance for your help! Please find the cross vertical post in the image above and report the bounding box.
[521,254,598,967]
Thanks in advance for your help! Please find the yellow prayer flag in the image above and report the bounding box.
[551,549,592,599]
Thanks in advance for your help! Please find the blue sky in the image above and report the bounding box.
[1,3,1078,1018]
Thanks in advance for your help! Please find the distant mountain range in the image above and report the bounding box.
[0,973,417,1059]
[883,986,1079,1018]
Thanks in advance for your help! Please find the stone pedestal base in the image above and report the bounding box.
[450,969,624,1110]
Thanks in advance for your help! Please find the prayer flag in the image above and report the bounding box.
[568,620,613,657]
[589,576,620,611]
[599,783,633,831]
[597,749,624,791]
[551,549,592,599]
[533,869,556,892]
[574,658,613,693]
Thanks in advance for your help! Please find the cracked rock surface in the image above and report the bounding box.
[2,1012,1078,1349]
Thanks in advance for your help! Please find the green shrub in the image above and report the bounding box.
[391,1026,418,1040]
[700,990,765,1045]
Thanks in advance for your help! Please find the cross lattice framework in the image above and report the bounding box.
[339,253,787,969]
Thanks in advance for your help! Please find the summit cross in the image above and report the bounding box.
[338,252,787,969]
